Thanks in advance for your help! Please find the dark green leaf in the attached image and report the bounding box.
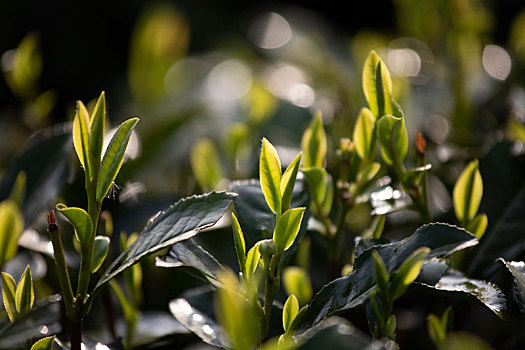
[498,259,525,316]
[96,118,139,202]
[93,191,236,295]
[291,224,477,331]
[156,238,224,286]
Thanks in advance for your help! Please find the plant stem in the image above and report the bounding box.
[47,212,78,322]
[262,253,280,340]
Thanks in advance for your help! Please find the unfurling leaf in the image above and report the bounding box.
[354,107,376,160]
[301,111,327,168]
[92,236,111,273]
[88,91,106,173]
[273,208,306,252]
[73,101,91,175]
[281,152,302,213]
[377,114,408,165]
[453,159,483,226]
[362,50,393,118]
[283,294,299,333]
[1,272,18,323]
[15,265,34,316]
[0,199,24,267]
[390,247,430,300]
[231,213,246,275]
[282,266,313,306]
[96,117,139,202]
[191,138,223,191]
[56,204,93,244]
[259,138,282,214]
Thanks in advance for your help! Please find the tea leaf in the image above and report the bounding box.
[301,167,333,217]
[283,266,313,306]
[92,236,110,273]
[231,213,246,275]
[372,250,389,294]
[96,117,139,202]
[376,114,408,165]
[390,247,430,300]
[498,259,525,316]
[9,171,26,207]
[30,336,55,350]
[1,272,18,323]
[56,204,92,244]
[260,138,282,215]
[283,294,299,333]
[15,265,34,316]
[245,243,261,279]
[191,138,223,191]
[301,111,327,168]
[94,191,236,294]
[453,159,483,225]
[88,91,106,173]
[362,51,393,118]
[353,107,376,160]
[281,152,302,213]
[273,208,306,252]
[156,238,224,287]
[0,200,23,266]
[466,213,488,239]
[73,101,91,176]
[291,224,477,331]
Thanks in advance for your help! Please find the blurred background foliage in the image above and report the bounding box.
[2,0,525,348]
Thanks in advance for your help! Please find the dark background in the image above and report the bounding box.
[1,0,523,121]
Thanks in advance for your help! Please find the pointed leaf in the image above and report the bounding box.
[353,108,376,160]
[498,259,525,316]
[372,250,389,294]
[302,167,333,217]
[88,91,106,172]
[283,294,299,333]
[0,200,24,266]
[1,272,18,323]
[283,266,313,306]
[56,204,92,244]
[301,111,327,168]
[15,265,34,316]
[9,171,26,207]
[401,164,432,189]
[94,191,236,295]
[191,138,223,191]
[291,224,477,331]
[73,101,91,175]
[466,213,488,239]
[96,117,139,202]
[259,138,282,214]
[273,208,306,252]
[231,213,246,275]
[390,247,430,300]
[427,314,446,345]
[30,336,55,350]
[281,152,302,213]
[156,238,224,287]
[245,243,261,279]
[362,51,393,118]
[453,159,483,225]
[377,114,408,165]
[92,236,110,273]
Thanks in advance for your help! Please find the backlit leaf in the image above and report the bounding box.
[91,236,110,273]
[362,51,393,118]
[283,294,299,333]
[466,213,488,239]
[56,204,92,244]
[353,107,376,160]
[283,266,313,306]
[376,114,408,165]
[273,208,306,252]
[301,111,327,168]
[302,167,333,217]
[96,117,139,202]
[88,91,106,173]
[73,101,91,176]
[245,243,261,279]
[191,138,223,191]
[453,159,483,225]
[259,138,282,214]
[1,272,18,323]
[281,152,302,213]
[0,200,23,266]
[390,247,430,300]
[15,265,34,316]
[30,336,55,350]
[231,213,246,275]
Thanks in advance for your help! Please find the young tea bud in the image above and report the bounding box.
[259,239,276,259]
